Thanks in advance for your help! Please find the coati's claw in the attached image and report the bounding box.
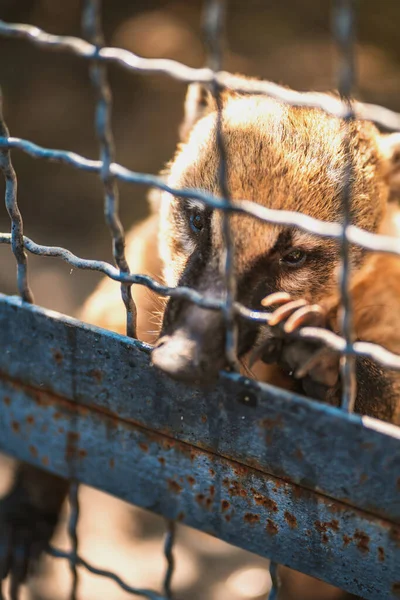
[261,291,292,308]
[284,304,325,333]
[267,299,308,327]
[0,465,68,595]
[254,294,340,400]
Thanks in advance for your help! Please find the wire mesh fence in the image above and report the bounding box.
[0,0,400,598]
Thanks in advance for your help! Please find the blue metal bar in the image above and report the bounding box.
[0,365,399,598]
[0,295,399,524]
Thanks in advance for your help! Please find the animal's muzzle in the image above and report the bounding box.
[151,301,227,384]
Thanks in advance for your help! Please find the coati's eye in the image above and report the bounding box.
[189,211,205,233]
[280,248,306,267]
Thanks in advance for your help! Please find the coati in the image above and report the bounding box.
[83,79,400,600]
[2,77,400,599]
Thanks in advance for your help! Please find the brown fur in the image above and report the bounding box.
[81,77,400,599]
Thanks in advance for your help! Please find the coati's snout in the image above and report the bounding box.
[151,295,259,384]
[151,266,263,384]
[151,302,227,384]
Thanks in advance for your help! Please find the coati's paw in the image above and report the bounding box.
[0,472,65,594]
[252,292,340,401]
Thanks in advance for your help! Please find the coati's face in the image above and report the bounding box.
[152,85,396,383]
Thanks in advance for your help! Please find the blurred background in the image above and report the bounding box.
[1,0,400,598]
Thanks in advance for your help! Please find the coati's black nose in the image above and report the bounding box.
[151,329,225,384]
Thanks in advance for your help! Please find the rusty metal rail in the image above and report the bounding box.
[0,294,399,599]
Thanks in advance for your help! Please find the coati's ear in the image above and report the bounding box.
[378,132,400,195]
[179,83,216,142]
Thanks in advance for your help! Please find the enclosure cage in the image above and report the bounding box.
[0,0,399,599]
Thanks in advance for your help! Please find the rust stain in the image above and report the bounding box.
[390,526,400,546]
[209,468,215,477]
[41,456,49,466]
[89,369,103,382]
[26,415,34,424]
[201,415,207,423]
[29,445,38,458]
[378,547,385,562]
[209,485,215,498]
[315,520,339,534]
[177,512,185,522]
[11,421,19,433]
[52,349,63,365]
[3,396,10,405]
[78,449,87,459]
[392,582,400,597]
[292,486,305,499]
[343,535,352,547]
[354,530,370,553]
[168,479,182,494]
[158,457,166,466]
[361,442,375,450]
[294,448,304,460]
[58,426,65,434]
[227,480,247,498]
[221,500,230,512]
[244,513,260,524]
[252,490,278,512]
[163,440,174,451]
[109,458,115,469]
[65,431,80,460]
[233,465,248,477]
[139,442,149,452]
[321,533,329,544]
[284,511,297,529]
[186,475,195,486]
[260,416,283,430]
[225,514,231,522]
[206,497,213,508]
[53,411,62,420]
[266,519,278,536]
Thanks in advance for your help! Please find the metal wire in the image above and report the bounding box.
[2,18,400,132]
[3,135,400,258]
[163,521,175,599]
[0,0,399,599]
[0,94,33,304]
[68,480,80,600]
[268,561,279,600]
[334,0,357,412]
[82,0,136,340]
[47,547,165,600]
[203,0,239,371]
